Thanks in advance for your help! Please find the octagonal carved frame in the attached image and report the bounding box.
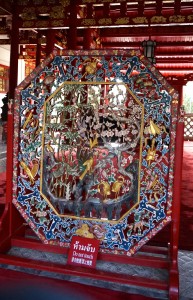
[12,49,179,255]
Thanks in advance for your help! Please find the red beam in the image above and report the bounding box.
[11,236,170,269]
[0,253,168,291]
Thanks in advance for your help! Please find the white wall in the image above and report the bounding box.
[0,45,10,66]
[0,44,26,114]
[0,44,10,114]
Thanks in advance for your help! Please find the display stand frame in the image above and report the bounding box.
[0,49,184,299]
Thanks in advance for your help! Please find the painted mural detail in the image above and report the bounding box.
[13,50,178,255]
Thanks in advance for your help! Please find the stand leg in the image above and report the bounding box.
[169,107,184,300]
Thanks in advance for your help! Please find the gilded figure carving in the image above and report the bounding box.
[98,18,112,25]
[23,21,35,27]
[51,20,66,26]
[169,15,185,23]
[75,224,94,238]
[112,176,124,199]
[146,138,156,165]
[115,17,129,25]
[59,0,70,6]
[37,6,50,14]
[33,0,43,4]
[98,182,111,201]
[23,7,35,13]
[36,20,49,27]
[18,0,29,5]
[20,12,37,20]
[187,15,193,21]
[151,16,167,23]
[81,19,96,26]
[132,17,148,24]
[50,11,65,19]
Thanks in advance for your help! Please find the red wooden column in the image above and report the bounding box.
[36,31,42,67]
[83,29,93,49]
[0,2,24,252]
[173,83,184,106]
[67,1,78,49]
[9,5,19,100]
[169,105,184,300]
[83,29,101,50]
[167,76,185,107]
[46,29,56,56]
[6,2,19,205]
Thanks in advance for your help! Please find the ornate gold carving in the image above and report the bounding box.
[187,15,193,21]
[98,18,112,25]
[179,106,185,123]
[169,15,185,23]
[146,138,156,165]
[18,0,29,5]
[82,0,95,3]
[149,120,161,135]
[22,21,35,28]
[20,12,37,20]
[8,99,14,115]
[75,224,94,238]
[130,50,137,56]
[172,99,178,104]
[59,0,70,5]
[48,0,58,4]
[20,160,39,185]
[151,16,167,23]
[132,17,148,24]
[33,0,43,4]
[144,120,162,145]
[79,157,94,180]
[89,135,98,149]
[85,61,97,74]
[98,181,111,200]
[52,5,64,12]
[81,19,96,26]
[112,176,124,199]
[23,111,33,129]
[50,11,65,19]
[51,20,66,27]
[23,7,36,13]
[95,37,101,48]
[147,174,164,202]
[38,37,46,44]
[0,28,8,34]
[36,20,49,27]
[37,6,50,14]
[115,17,130,25]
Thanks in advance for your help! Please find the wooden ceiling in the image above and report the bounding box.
[1,0,193,79]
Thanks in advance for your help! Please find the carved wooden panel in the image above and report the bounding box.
[13,49,178,255]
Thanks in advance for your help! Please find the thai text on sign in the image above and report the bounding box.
[67,236,100,268]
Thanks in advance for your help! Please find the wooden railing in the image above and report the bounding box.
[184,113,193,141]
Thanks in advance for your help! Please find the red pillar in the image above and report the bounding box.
[169,106,184,300]
[5,2,24,241]
[173,83,184,106]
[46,29,56,56]
[67,2,78,49]
[6,1,19,204]
[36,31,42,66]
[9,3,19,100]
[83,29,93,50]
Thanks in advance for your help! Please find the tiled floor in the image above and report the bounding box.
[0,128,193,300]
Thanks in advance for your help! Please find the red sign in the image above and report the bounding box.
[67,236,100,268]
